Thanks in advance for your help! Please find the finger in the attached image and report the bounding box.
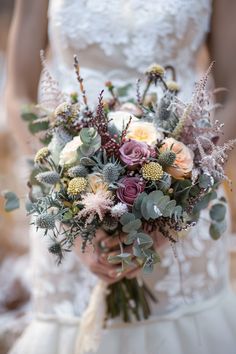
[92,271,118,284]
[99,247,134,266]
[125,267,142,279]
[95,228,110,243]
[101,233,127,249]
[111,265,141,282]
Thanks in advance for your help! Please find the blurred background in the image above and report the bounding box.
[0,1,236,353]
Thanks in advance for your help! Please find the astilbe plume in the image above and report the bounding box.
[39,50,66,112]
[172,63,219,150]
[77,190,114,226]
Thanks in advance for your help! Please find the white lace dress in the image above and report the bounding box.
[9,1,236,353]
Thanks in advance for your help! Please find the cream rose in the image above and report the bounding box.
[108,111,139,132]
[59,136,82,166]
[160,137,194,179]
[126,121,163,145]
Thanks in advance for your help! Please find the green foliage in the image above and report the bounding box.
[117,83,133,97]
[133,190,183,221]
[3,191,20,212]
[209,201,227,240]
[28,121,49,134]
[193,190,217,214]
[209,220,227,240]
[210,203,226,222]
[198,174,213,189]
[78,128,101,158]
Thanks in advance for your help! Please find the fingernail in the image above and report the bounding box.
[108,270,116,277]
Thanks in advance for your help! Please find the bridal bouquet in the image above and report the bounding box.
[4,57,235,324]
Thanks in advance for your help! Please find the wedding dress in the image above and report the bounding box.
[9,0,236,353]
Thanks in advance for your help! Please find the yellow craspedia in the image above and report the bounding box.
[146,64,165,76]
[166,80,180,92]
[34,147,50,164]
[67,177,87,196]
[142,162,164,181]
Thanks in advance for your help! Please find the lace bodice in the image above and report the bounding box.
[31,0,230,320]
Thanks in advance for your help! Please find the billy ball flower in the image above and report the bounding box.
[166,80,180,92]
[142,162,164,181]
[36,171,60,185]
[35,213,55,229]
[146,64,165,77]
[67,177,87,196]
[34,147,50,164]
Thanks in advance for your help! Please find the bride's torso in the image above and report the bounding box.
[32,0,230,320]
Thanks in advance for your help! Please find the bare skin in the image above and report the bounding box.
[5,0,236,282]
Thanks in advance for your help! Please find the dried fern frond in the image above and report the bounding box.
[39,50,66,111]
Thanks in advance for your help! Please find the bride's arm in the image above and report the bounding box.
[208,0,236,142]
[5,0,48,154]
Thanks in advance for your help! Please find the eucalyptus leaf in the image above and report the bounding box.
[209,220,227,240]
[3,191,20,212]
[162,199,176,217]
[210,203,226,222]
[140,196,151,220]
[148,190,164,203]
[28,121,49,134]
[193,191,217,214]
[133,243,143,258]
[120,213,135,225]
[122,219,142,233]
[198,174,212,189]
[157,195,170,213]
[124,230,138,245]
[136,233,153,249]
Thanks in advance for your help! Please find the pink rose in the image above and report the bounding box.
[119,140,151,166]
[116,177,146,207]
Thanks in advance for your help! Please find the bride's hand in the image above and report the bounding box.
[75,229,141,284]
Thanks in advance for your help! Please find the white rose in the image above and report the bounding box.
[59,136,82,166]
[126,121,163,145]
[108,111,139,132]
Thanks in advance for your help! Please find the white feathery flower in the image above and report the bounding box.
[78,190,114,225]
[111,203,128,218]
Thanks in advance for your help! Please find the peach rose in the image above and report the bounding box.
[126,121,163,145]
[160,138,194,179]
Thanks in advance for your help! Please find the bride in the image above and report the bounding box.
[5,0,236,353]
